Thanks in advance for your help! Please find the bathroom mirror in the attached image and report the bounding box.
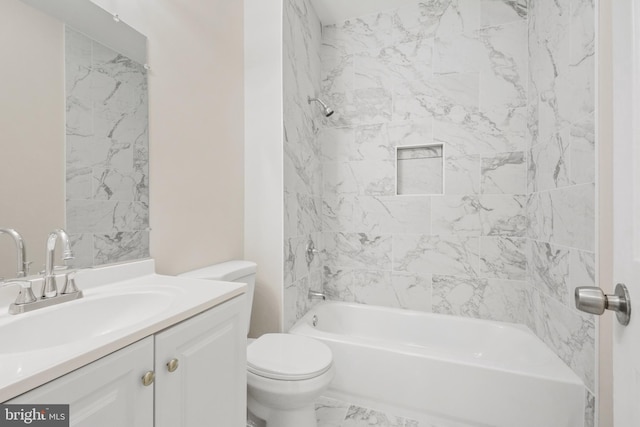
[0,0,149,280]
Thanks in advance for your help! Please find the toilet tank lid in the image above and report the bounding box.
[179,260,257,281]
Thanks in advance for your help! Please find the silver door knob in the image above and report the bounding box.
[575,283,631,326]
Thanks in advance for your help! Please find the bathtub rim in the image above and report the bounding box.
[290,300,585,386]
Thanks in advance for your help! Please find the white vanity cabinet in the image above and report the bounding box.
[9,337,155,427]
[8,295,247,427]
[155,294,247,427]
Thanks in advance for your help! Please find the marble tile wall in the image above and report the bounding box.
[65,27,149,268]
[525,0,597,416]
[315,2,596,423]
[283,2,596,422]
[318,0,530,325]
[282,0,324,330]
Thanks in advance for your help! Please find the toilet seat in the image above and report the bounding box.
[247,334,333,381]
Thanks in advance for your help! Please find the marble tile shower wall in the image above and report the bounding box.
[65,27,149,268]
[526,0,596,414]
[282,0,324,330]
[319,1,530,324]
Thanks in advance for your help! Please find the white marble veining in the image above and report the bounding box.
[432,275,526,323]
[316,396,457,427]
[431,194,526,237]
[343,406,410,427]
[527,241,595,311]
[322,267,432,312]
[322,195,431,234]
[324,268,394,308]
[393,1,479,43]
[528,115,595,192]
[584,391,595,427]
[315,395,491,427]
[479,236,527,280]
[316,396,351,427]
[444,154,481,194]
[65,27,149,268]
[284,194,322,240]
[94,231,149,265]
[480,0,527,28]
[324,232,392,270]
[525,0,595,413]
[284,271,322,331]
[527,183,595,251]
[528,240,572,305]
[525,289,595,393]
[529,0,594,144]
[388,119,434,147]
[285,3,596,422]
[571,249,596,290]
[393,234,480,277]
[393,73,480,122]
[283,0,324,328]
[324,160,396,196]
[481,151,526,194]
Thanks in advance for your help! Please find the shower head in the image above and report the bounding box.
[308,97,334,117]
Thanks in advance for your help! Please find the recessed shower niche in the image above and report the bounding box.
[396,144,444,195]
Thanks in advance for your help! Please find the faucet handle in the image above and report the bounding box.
[61,271,79,295]
[1,280,37,305]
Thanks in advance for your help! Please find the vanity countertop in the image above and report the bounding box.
[0,259,246,402]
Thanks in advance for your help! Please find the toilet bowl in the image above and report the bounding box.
[247,334,334,427]
[180,261,334,427]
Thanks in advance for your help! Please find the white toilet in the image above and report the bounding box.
[180,260,334,427]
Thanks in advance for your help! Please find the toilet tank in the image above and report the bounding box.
[179,260,256,336]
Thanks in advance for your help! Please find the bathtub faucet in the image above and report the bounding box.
[308,289,326,301]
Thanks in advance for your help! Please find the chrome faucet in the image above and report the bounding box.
[0,228,29,278]
[3,229,82,315]
[42,229,74,298]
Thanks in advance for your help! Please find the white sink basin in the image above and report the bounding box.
[0,289,177,354]
[0,259,246,402]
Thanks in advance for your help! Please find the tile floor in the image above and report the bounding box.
[247,395,477,427]
[315,396,477,427]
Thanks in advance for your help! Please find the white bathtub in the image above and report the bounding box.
[290,302,586,427]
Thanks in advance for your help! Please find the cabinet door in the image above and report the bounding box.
[9,337,154,427]
[155,295,247,427]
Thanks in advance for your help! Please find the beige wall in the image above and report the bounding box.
[0,0,65,280]
[244,0,284,336]
[93,0,246,276]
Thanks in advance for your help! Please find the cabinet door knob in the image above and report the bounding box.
[141,371,155,386]
[167,358,179,373]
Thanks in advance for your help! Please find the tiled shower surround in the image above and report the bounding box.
[319,1,531,322]
[526,0,596,418]
[283,0,595,423]
[283,0,324,330]
[65,27,150,267]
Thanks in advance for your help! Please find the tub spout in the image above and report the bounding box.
[308,290,326,301]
